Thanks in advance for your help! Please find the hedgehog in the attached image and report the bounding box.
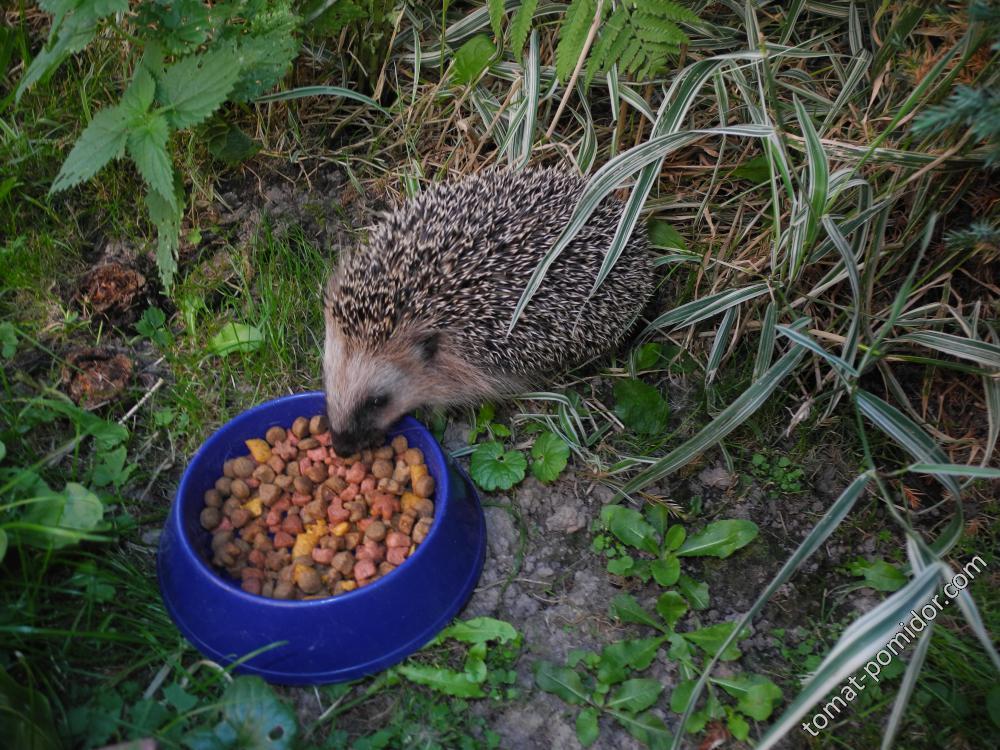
[322,166,655,456]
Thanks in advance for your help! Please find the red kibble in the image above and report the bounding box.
[307,447,327,462]
[248,549,266,567]
[353,559,376,580]
[241,577,263,595]
[273,531,294,549]
[265,509,282,527]
[218,516,233,532]
[340,485,358,502]
[317,432,332,446]
[328,502,350,523]
[360,477,376,493]
[387,546,408,566]
[282,514,305,536]
[246,477,260,489]
[386,531,410,548]
[357,517,374,532]
[312,547,335,565]
[345,463,366,484]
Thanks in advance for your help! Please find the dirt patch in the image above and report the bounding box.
[61,345,133,408]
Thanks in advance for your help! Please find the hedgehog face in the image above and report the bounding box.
[323,315,442,456]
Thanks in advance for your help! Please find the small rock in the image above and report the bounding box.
[545,503,588,534]
[698,465,735,489]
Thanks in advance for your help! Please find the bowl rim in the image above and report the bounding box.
[172,390,450,608]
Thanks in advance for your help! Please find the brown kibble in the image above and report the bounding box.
[291,416,310,438]
[222,497,241,516]
[378,561,397,576]
[325,475,347,493]
[230,479,250,500]
[232,456,255,478]
[293,475,314,495]
[391,435,408,455]
[413,474,435,498]
[371,459,393,479]
[252,464,276,483]
[403,448,424,466]
[396,511,416,535]
[331,551,354,575]
[295,566,323,594]
[223,459,236,478]
[374,446,394,460]
[265,426,287,445]
[215,476,233,496]
[275,474,294,491]
[200,507,221,530]
[306,464,328,483]
[344,531,361,550]
[258,483,281,504]
[309,414,330,435]
[273,581,295,599]
[230,508,251,528]
[204,489,223,507]
[298,437,319,450]
[364,520,387,542]
[412,517,432,543]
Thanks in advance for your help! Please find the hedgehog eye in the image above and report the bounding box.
[366,394,390,411]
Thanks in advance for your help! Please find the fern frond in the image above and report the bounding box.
[585,5,628,85]
[510,0,538,58]
[555,0,598,82]
[635,0,700,25]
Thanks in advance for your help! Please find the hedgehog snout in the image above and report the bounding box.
[330,428,385,457]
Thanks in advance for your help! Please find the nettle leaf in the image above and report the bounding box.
[714,674,783,721]
[127,112,176,210]
[50,105,130,193]
[846,558,907,592]
[488,0,505,41]
[531,430,570,482]
[470,441,527,491]
[145,173,183,291]
[607,679,663,713]
[0,322,17,358]
[232,23,300,102]
[677,519,758,558]
[655,591,688,628]
[395,663,485,697]
[682,621,749,661]
[159,48,241,129]
[534,661,588,705]
[651,554,680,586]
[610,593,664,631]
[209,323,264,356]
[576,706,599,746]
[613,378,669,435]
[216,676,297,749]
[601,505,659,554]
[452,34,496,85]
[677,574,709,610]
[207,121,259,164]
[596,637,663,685]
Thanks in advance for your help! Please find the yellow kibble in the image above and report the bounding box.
[242,498,263,517]
[410,464,428,485]
[401,492,421,513]
[340,580,357,592]
[332,521,351,537]
[292,534,316,558]
[305,519,328,539]
[244,439,272,463]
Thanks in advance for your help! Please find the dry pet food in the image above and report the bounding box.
[200,415,435,599]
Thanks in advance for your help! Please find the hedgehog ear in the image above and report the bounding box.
[415,330,440,362]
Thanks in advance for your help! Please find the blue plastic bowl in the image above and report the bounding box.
[157,391,486,685]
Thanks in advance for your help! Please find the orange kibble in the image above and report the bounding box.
[401,492,421,513]
[410,463,428,485]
